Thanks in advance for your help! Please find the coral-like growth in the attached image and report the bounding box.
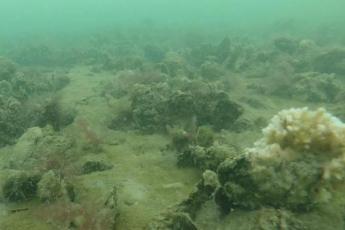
[259,107,345,155]
[216,107,345,212]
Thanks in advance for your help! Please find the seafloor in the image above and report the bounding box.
[1,30,345,229]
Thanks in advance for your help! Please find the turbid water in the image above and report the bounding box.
[1,1,345,229]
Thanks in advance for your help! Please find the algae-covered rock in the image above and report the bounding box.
[36,97,76,131]
[0,96,26,147]
[0,80,13,96]
[185,89,243,131]
[81,161,113,174]
[313,48,345,75]
[128,82,243,133]
[0,58,70,146]
[162,52,189,77]
[195,126,215,148]
[200,61,225,80]
[37,170,65,202]
[261,70,343,102]
[71,185,119,229]
[0,57,16,81]
[273,37,299,54]
[211,97,243,130]
[178,170,219,218]
[168,125,215,152]
[144,44,165,62]
[103,55,144,72]
[167,91,195,120]
[3,126,74,171]
[168,213,198,230]
[6,68,70,100]
[130,84,169,133]
[102,69,167,99]
[169,127,194,152]
[252,208,305,230]
[292,72,340,102]
[147,212,198,230]
[216,36,232,63]
[147,170,219,230]
[216,154,321,212]
[2,172,41,202]
[178,144,237,171]
[215,156,257,212]
[188,43,216,66]
[124,74,245,132]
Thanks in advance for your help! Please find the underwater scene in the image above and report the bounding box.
[1,0,345,229]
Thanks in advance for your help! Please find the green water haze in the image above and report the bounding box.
[1,1,345,230]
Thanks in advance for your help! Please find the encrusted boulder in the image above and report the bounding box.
[215,108,345,213]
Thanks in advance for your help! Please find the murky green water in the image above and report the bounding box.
[0,1,345,229]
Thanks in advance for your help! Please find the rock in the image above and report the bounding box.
[273,37,299,54]
[2,172,41,202]
[313,48,345,75]
[178,144,236,171]
[37,170,65,202]
[0,57,16,81]
[169,212,198,230]
[81,161,113,174]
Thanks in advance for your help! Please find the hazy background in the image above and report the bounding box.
[1,0,344,35]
